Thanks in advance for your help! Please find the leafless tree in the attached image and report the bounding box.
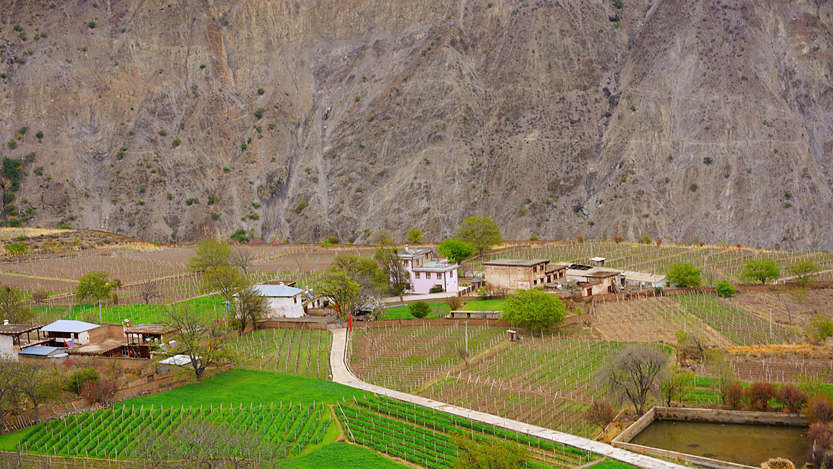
[231,246,254,276]
[13,363,61,423]
[234,285,268,336]
[139,281,159,304]
[596,344,668,414]
[163,306,230,380]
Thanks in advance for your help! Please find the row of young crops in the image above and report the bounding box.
[229,328,332,379]
[337,394,598,469]
[674,294,794,345]
[17,401,330,459]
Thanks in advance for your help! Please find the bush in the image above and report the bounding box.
[666,262,702,288]
[429,285,445,293]
[586,399,616,428]
[65,368,99,394]
[409,301,431,318]
[746,382,777,411]
[81,379,117,405]
[779,384,808,413]
[294,200,308,214]
[715,280,736,297]
[808,421,833,451]
[723,382,744,409]
[805,395,833,423]
[809,315,833,343]
[230,228,249,243]
[447,297,462,311]
[502,288,566,332]
[171,138,181,147]
[326,236,340,244]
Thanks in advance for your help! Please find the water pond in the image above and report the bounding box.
[631,420,810,467]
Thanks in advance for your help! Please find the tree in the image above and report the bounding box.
[187,238,232,272]
[75,271,117,305]
[203,264,248,309]
[163,306,229,380]
[666,263,701,288]
[138,281,159,304]
[332,254,386,298]
[596,344,669,414]
[585,399,616,428]
[715,280,736,297]
[409,301,431,319]
[457,216,503,257]
[234,285,268,336]
[747,382,777,411]
[501,288,565,332]
[0,362,22,422]
[809,315,833,343]
[438,238,474,264]
[369,228,394,245]
[452,433,528,469]
[374,246,410,301]
[660,364,694,406]
[405,228,423,243]
[4,241,27,258]
[231,246,254,275]
[790,259,820,288]
[314,270,361,319]
[741,259,780,284]
[779,384,808,413]
[13,363,60,423]
[0,286,31,323]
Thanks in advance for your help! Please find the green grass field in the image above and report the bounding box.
[378,302,451,320]
[229,329,332,379]
[30,295,226,324]
[462,299,506,311]
[288,442,408,468]
[589,460,638,469]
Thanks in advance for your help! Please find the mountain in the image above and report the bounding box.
[1,0,832,248]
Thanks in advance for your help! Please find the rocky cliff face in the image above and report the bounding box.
[1,0,832,248]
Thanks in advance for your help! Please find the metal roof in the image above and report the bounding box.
[483,258,549,267]
[413,261,459,272]
[252,284,304,297]
[41,320,99,333]
[19,345,65,356]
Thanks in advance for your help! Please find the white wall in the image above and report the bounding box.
[265,296,305,319]
[0,335,16,362]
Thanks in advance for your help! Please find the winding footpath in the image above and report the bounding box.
[329,328,685,469]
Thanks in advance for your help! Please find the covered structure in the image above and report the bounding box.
[19,345,67,359]
[40,320,100,346]
[0,323,46,360]
[252,284,306,319]
[621,271,668,289]
[483,259,566,291]
[125,324,176,345]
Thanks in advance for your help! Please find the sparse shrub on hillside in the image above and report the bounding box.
[230,228,249,243]
[295,200,308,214]
[171,138,181,147]
[35,130,43,140]
[87,21,96,29]
[257,88,265,95]
[703,157,713,165]
[7,140,16,150]
[158,129,167,136]
[254,108,264,119]
[689,183,698,192]
[185,198,199,206]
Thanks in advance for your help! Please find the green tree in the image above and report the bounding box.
[405,228,423,243]
[666,263,702,288]
[314,270,361,319]
[203,264,248,311]
[438,238,474,264]
[4,241,28,257]
[75,271,117,305]
[809,315,833,343]
[660,364,695,406]
[234,285,268,336]
[501,288,566,332]
[164,305,230,380]
[715,280,736,298]
[0,286,31,323]
[332,254,387,297]
[408,301,431,319]
[452,433,528,469]
[790,259,820,288]
[457,216,502,257]
[187,238,233,272]
[369,228,394,245]
[374,247,410,301]
[741,259,780,284]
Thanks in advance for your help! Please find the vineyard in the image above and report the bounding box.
[471,240,833,284]
[349,324,505,392]
[674,294,795,345]
[336,394,599,469]
[229,329,332,379]
[16,401,331,459]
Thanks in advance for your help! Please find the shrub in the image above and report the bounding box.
[65,368,99,394]
[689,183,698,192]
[666,262,702,288]
[447,296,462,311]
[81,379,117,405]
[502,288,566,332]
[429,285,445,293]
[805,395,833,423]
[326,236,340,244]
[35,130,43,140]
[746,382,777,411]
[808,421,833,451]
[253,108,264,119]
[715,280,736,297]
[87,21,96,28]
[409,301,431,318]
[809,315,833,343]
[7,140,16,150]
[586,399,616,428]
[723,382,744,409]
[171,138,181,147]
[294,200,308,214]
[257,87,265,95]
[185,198,199,206]
[703,157,713,165]
[779,384,808,413]
[230,228,248,243]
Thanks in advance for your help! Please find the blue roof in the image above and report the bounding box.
[19,345,65,356]
[252,284,304,297]
[41,320,99,333]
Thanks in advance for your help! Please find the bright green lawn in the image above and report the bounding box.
[589,460,638,469]
[31,295,226,324]
[378,302,451,320]
[288,442,408,468]
[0,426,30,451]
[462,299,506,311]
[116,369,367,407]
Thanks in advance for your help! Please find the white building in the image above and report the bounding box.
[0,334,14,361]
[40,320,100,346]
[252,284,307,319]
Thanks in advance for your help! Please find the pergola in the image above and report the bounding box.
[124,324,177,345]
[0,323,45,347]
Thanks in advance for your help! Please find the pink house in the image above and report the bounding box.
[398,246,459,294]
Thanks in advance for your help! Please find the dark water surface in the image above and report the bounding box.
[631,420,810,467]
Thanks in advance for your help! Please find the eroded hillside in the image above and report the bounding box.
[1,0,832,247]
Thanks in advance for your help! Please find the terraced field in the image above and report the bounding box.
[675,295,795,345]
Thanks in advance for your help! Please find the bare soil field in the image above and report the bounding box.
[728,355,833,384]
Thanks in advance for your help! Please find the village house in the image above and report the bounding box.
[482,259,567,291]
[566,265,623,296]
[0,322,44,362]
[40,320,101,346]
[411,261,459,294]
[252,283,307,318]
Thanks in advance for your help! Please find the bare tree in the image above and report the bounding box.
[139,281,159,304]
[596,344,669,414]
[374,246,410,302]
[0,362,21,428]
[234,285,268,336]
[163,306,230,380]
[231,246,254,276]
[13,363,60,423]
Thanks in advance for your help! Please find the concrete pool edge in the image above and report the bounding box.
[612,407,808,469]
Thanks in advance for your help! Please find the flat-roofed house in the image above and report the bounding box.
[483,259,567,290]
[252,284,306,318]
[566,265,623,296]
[411,261,459,294]
[41,320,100,346]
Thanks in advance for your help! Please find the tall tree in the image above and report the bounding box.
[13,363,61,423]
[457,216,502,257]
[314,270,361,319]
[596,345,669,414]
[374,246,410,301]
[231,246,254,275]
[790,259,820,288]
[75,271,117,305]
[203,264,248,312]
[234,285,268,336]
[502,288,566,332]
[742,259,780,284]
[187,238,233,272]
[438,238,474,264]
[163,306,229,380]
[332,254,386,297]
[0,286,31,323]
[666,263,702,288]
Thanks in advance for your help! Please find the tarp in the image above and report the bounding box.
[159,354,195,366]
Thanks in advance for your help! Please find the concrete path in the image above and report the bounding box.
[329,328,685,469]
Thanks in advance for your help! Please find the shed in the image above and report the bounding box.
[251,284,306,318]
[41,320,100,346]
[125,324,177,345]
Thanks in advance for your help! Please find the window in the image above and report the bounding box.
[449,270,454,277]
[415,272,421,279]
[293,296,297,304]
[436,272,441,279]
[533,279,537,285]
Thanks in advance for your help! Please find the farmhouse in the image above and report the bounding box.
[566,265,623,296]
[483,259,566,290]
[398,245,433,270]
[252,283,307,319]
[0,322,45,361]
[411,261,459,294]
[40,320,100,346]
